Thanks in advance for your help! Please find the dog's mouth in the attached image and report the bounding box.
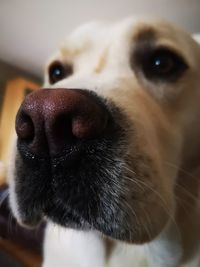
[12,95,132,240]
[15,134,128,238]
[10,89,172,244]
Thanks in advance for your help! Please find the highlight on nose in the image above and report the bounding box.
[15,89,108,157]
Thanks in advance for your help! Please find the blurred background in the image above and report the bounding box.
[0,0,200,78]
[0,0,200,266]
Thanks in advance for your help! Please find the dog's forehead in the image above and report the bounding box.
[46,17,199,72]
[58,18,190,55]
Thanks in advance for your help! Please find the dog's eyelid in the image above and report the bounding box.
[131,44,189,82]
[152,45,189,67]
[48,60,73,85]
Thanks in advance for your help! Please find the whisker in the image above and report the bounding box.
[124,165,170,208]
[123,166,181,239]
[122,200,142,242]
[8,211,14,236]
[100,155,181,238]
[140,206,153,241]
[174,195,194,217]
[164,161,200,184]
[0,188,9,209]
[176,183,199,202]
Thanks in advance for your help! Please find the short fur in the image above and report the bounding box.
[8,17,200,267]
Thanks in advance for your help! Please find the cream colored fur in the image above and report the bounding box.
[9,17,200,267]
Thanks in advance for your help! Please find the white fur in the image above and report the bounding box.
[7,136,22,222]
[43,223,106,267]
[8,18,200,267]
[42,19,200,267]
[44,222,199,267]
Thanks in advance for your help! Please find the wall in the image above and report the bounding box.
[0,60,41,112]
[0,0,199,77]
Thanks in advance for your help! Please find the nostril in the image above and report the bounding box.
[51,114,76,144]
[72,117,92,139]
[72,114,107,140]
[16,112,34,141]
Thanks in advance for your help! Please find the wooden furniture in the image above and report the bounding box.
[0,78,42,267]
[0,239,42,267]
[0,78,39,185]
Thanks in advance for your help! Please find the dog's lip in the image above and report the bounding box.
[17,216,43,228]
[15,138,107,227]
[17,139,98,164]
[15,207,44,228]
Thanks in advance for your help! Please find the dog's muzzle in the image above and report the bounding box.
[13,88,128,240]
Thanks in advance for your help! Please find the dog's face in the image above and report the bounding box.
[9,18,200,244]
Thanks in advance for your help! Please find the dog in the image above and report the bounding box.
[8,17,200,267]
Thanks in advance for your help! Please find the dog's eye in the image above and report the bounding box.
[49,61,73,84]
[140,48,188,81]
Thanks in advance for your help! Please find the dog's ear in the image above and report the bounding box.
[193,34,200,45]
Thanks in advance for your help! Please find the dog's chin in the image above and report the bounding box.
[12,152,170,245]
[12,120,135,241]
[11,133,171,244]
[12,161,132,242]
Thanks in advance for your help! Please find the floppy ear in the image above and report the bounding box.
[192,34,200,45]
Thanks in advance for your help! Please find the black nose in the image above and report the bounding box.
[16,89,107,157]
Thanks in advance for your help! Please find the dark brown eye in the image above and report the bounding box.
[141,48,188,81]
[49,61,73,84]
[133,47,188,82]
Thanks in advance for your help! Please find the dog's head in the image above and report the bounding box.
[9,18,200,244]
